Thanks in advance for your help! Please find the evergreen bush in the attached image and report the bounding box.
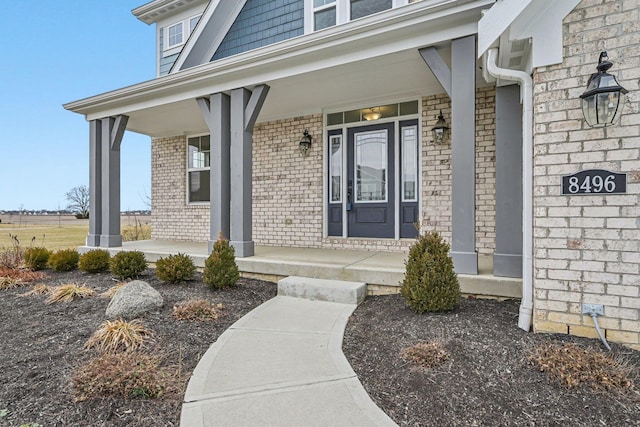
[203,233,239,289]
[110,251,147,280]
[24,247,51,271]
[48,248,80,272]
[79,249,111,273]
[155,253,196,284]
[400,231,460,313]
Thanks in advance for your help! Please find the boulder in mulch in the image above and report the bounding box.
[106,280,163,319]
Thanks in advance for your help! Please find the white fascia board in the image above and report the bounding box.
[509,0,580,68]
[133,0,208,24]
[477,0,530,58]
[172,0,247,72]
[65,0,493,120]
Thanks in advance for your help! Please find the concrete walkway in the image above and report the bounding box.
[180,284,397,426]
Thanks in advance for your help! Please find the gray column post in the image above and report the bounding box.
[229,85,269,257]
[494,85,523,277]
[450,35,478,274]
[87,119,102,247]
[99,115,128,247]
[197,93,231,252]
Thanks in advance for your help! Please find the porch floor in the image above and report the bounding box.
[91,240,522,298]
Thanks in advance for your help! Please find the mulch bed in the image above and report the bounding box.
[1,270,639,426]
[343,294,640,426]
[0,269,276,426]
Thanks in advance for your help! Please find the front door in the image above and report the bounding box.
[347,123,395,238]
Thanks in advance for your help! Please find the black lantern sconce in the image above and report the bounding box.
[580,51,628,128]
[431,110,450,144]
[299,129,312,155]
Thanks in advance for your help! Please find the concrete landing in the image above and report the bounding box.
[181,296,397,427]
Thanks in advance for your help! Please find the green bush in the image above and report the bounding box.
[48,248,80,272]
[79,249,111,273]
[24,247,51,271]
[155,253,196,284]
[110,251,147,280]
[203,233,239,289]
[400,231,460,313]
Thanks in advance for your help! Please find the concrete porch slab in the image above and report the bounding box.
[87,240,523,299]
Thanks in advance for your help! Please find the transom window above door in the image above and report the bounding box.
[306,0,418,32]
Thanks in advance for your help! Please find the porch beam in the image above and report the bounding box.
[87,119,102,247]
[197,93,232,251]
[99,115,129,247]
[450,35,478,274]
[494,85,523,277]
[419,47,452,98]
[230,85,269,257]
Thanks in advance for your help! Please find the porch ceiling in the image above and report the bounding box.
[66,0,496,138]
[125,46,488,137]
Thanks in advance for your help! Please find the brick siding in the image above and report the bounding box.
[532,0,640,348]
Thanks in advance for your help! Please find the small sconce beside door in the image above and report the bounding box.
[299,129,312,156]
[580,51,628,128]
[431,110,450,144]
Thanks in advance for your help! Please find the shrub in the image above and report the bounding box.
[155,253,196,284]
[110,251,147,280]
[0,234,23,269]
[173,299,223,321]
[20,283,51,297]
[203,233,239,289]
[73,352,180,400]
[23,247,51,271]
[85,319,151,353]
[48,248,80,271]
[529,343,634,391]
[78,249,111,273]
[0,268,46,290]
[100,282,126,299]
[401,342,449,369]
[46,283,95,304]
[400,231,460,313]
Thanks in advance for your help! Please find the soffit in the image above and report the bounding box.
[67,0,494,137]
[133,0,208,24]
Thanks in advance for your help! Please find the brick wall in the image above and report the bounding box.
[151,136,210,241]
[152,90,497,255]
[532,0,640,348]
[421,87,497,256]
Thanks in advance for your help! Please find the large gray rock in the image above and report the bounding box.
[106,280,163,319]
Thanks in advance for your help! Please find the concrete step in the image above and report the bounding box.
[277,276,367,305]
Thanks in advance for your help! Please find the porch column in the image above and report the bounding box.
[420,36,478,274]
[450,35,478,274]
[197,93,231,252]
[87,119,102,247]
[494,85,523,277]
[99,115,128,247]
[229,85,269,257]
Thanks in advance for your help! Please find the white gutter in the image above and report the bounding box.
[485,48,533,331]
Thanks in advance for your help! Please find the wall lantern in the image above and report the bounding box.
[431,110,450,144]
[299,129,312,155]
[363,107,382,121]
[580,51,628,128]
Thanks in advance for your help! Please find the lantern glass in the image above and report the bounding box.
[580,52,628,128]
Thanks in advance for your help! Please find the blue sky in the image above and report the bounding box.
[0,1,155,211]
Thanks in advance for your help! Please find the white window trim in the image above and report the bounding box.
[329,134,343,204]
[305,0,412,33]
[400,124,418,202]
[186,134,211,205]
[163,13,202,55]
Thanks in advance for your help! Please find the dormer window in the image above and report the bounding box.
[163,14,202,53]
[167,22,184,49]
[306,0,414,33]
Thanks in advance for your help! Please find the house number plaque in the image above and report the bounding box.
[561,169,627,195]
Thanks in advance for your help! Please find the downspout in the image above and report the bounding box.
[485,48,533,331]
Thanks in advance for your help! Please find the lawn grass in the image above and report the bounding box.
[0,224,88,250]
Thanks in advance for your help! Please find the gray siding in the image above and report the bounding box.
[212,0,304,61]
[159,27,179,76]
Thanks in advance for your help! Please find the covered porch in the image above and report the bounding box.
[93,241,522,299]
